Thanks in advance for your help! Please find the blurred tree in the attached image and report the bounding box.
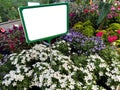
[0,0,26,22]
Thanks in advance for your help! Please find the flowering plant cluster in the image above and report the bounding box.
[107,1,120,20]
[96,25,120,46]
[52,40,71,56]
[0,44,81,90]
[69,1,120,29]
[0,43,120,90]
[0,24,33,54]
[0,1,120,90]
[64,31,105,55]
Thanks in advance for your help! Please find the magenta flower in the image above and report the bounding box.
[113,12,119,17]
[18,25,23,31]
[108,36,118,43]
[8,29,13,33]
[96,31,104,37]
[107,14,113,19]
[69,13,75,18]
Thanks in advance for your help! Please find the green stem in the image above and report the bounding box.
[98,17,106,30]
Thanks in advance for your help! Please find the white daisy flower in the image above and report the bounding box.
[39,52,48,61]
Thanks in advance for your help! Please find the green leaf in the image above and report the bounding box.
[97,1,112,25]
[75,0,80,5]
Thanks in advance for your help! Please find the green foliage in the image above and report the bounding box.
[73,21,83,31]
[97,1,113,25]
[83,20,93,27]
[82,25,95,37]
[115,16,120,23]
[71,53,88,67]
[116,40,120,47]
[0,54,3,60]
[0,16,2,22]
[98,46,120,64]
[107,23,120,31]
[52,40,71,56]
[0,60,15,89]
[75,0,90,6]
[0,0,26,22]
[73,20,95,37]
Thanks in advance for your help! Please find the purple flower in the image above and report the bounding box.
[64,31,106,55]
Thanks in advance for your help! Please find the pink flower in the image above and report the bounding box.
[107,14,113,19]
[96,31,104,37]
[0,27,6,33]
[113,12,119,17]
[118,6,120,10]
[108,36,118,43]
[111,6,116,10]
[117,29,120,34]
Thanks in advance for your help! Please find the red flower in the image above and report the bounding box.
[84,9,89,14]
[89,9,95,13]
[108,36,118,43]
[117,29,120,34]
[9,43,15,50]
[96,31,103,37]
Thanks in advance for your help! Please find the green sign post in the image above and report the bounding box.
[18,3,68,43]
[18,3,68,61]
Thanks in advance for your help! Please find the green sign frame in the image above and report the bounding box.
[18,3,69,43]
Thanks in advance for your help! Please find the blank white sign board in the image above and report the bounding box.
[18,3,68,43]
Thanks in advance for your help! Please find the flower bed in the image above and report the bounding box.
[0,43,120,90]
[0,0,120,90]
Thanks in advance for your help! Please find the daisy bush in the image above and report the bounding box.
[0,44,87,90]
[0,42,120,90]
[52,40,120,90]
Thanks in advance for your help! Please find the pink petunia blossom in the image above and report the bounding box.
[113,12,119,17]
[108,36,118,43]
[117,6,120,10]
[96,31,104,37]
[111,6,116,10]
[107,14,113,19]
